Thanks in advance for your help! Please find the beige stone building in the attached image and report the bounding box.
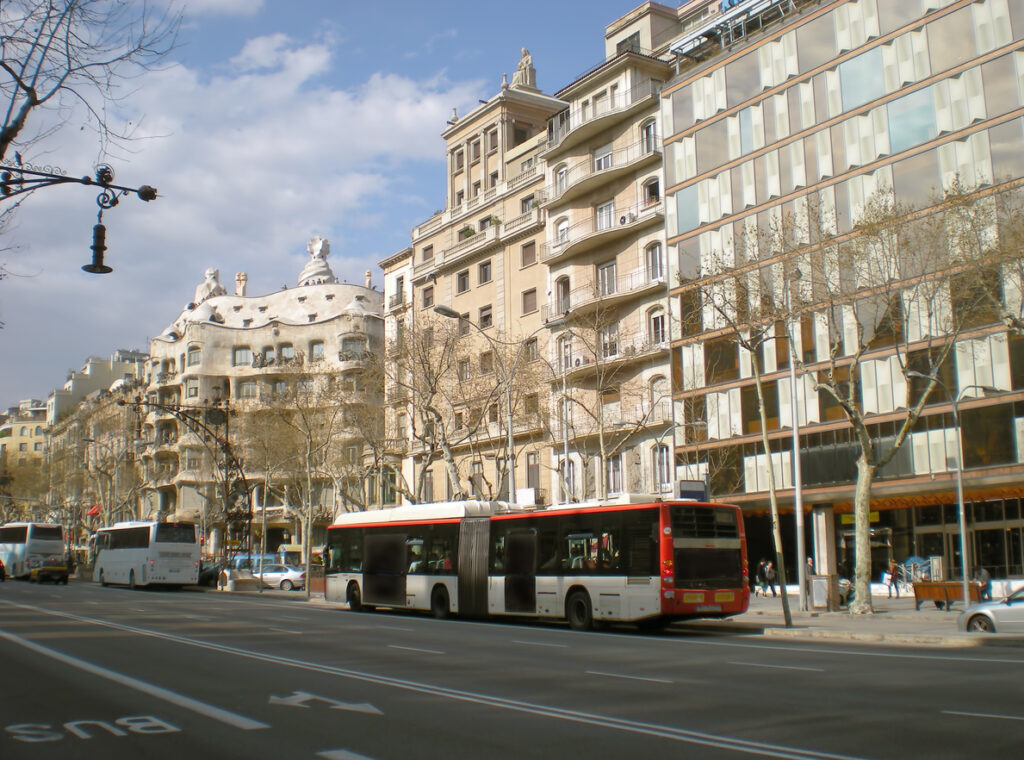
[139,240,383,555]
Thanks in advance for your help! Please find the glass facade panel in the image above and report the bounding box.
[927,7,977,74]
[982,55,1020,119]
[989,119,1024,181]
[726,51,760,107]
[696,123,728,175]
[892,149,939,208]
[672,86,693,133]
[674,184,700,235]
[887,87,937,154]
[839,47,885,112]
[796,13,836,73]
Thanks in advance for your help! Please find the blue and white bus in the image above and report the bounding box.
[0,522,66,579]
[92,521,200,588]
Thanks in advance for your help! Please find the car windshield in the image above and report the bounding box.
[1007,588,1024,603]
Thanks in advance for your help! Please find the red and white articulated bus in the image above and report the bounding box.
[324,495,749,631]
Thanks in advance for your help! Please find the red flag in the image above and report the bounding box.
[87,505,101,517]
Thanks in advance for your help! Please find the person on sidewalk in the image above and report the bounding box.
[765,560,777,598]
[974,566,992,601]
[757,559,768,597]
[805,556,814,598]
[887,558,901,599]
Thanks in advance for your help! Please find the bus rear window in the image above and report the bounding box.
[33,526,64,541]
[670,506,738,539]
[155,523,196,544]
[0,526,28,542]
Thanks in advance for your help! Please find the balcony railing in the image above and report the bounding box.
[541,200,663,264]
[543,266,666,322]
[542,138,660,207]
[546,77,662,153]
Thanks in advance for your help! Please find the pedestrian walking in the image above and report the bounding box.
[805,555,814,596]
[757,559,768,597]
[974,566,992,601]
[765,560,777,597]
[887,558,900,599]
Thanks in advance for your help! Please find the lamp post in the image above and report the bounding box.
[906,371,999,604]
[0,161,157,274]
[434,305,562,502]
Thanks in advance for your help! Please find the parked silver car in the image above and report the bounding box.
[255,564,305,591]
[958,586,1024,633]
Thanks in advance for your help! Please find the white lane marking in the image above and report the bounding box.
[0,601,887,760]
[387,644,444,655]
[512,639,568,648]
[270,628,302,635]
[317,750,377,760]
[730,661,825,673]
[586,670,672,684]
[942,710,1024,722]
[0,627,269,731]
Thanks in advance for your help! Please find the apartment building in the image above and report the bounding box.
[0,399,47,464]
[382,53,566,506]
[140,241,383,555]
[663,0,1024,579]
[46,350,147,426]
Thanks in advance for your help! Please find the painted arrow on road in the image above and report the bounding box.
[269,690,382,715]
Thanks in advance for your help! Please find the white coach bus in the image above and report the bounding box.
[92,521,200,588]
[0,522,66,579]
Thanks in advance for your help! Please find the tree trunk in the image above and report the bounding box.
[849,454,875,615]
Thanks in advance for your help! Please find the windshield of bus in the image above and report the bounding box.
[670,505,743,589]
[154,523,196,544]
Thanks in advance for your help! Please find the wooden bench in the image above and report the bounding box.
[912,581,982,611]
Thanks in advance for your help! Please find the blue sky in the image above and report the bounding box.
[0,0,639,408]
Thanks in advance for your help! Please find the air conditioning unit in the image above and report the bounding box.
[619,216,627,225]
[575,358,582,366]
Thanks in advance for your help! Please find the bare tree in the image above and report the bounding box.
[1,0,179,163]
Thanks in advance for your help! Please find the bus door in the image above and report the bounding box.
[504,529,537,614]
[363,533,407,606]
[458,518,490,618]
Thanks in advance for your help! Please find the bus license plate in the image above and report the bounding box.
[714,592,735,602]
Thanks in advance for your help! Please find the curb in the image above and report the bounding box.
[762,626,1024,647]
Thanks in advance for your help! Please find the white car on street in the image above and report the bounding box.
[958,586,1024,633]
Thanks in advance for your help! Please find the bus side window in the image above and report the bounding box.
[491,534,506,572]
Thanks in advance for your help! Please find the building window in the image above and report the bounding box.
[422,286,434,309]
[458,313,471,336]
[476,260,491,284]
[422,245,433,262]
[606,454,622,495]
[555,165,569,196]
[600,323,618,358]
[521,288,537,315]
[341,336,367,360]
[488,128,498,152]
[488,403,499,424]
[595,201,614,231]
[556,218,570,244]
[470,140,481,162]
[457,359,471,381]
[597,260,617,296]
[453,150,464,171]
[594,143,613,171]
[521,241,536,267]
[239,381,258,399]
[34,442,42,451]
[653,444,671,490]
[559,335,573,371]
[18,443,27,452]
[641,120,657,153]
[455,190,464,205]
[524,337,538,362]
[649,308,667,345]
[187,347,201,366]
[456,269,470,294]
[480,351,494,375]
[186,378,199,398]
[310,341,324,361]
[279,343,295,361]
[479,305,493,329]
[646,243,664,282]
[527,452,540,490]
[454,411,465,429]
[520,194,535,213]
[232,346,252,366]
[643,178,660,205]
[490,171,499,188]
[422,470,434,502]
[472,180,481,198]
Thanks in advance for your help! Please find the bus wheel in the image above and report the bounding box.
[347,582,364,612]
[129,570,137,590]
[431,586,451,619]
[566,590,593,631]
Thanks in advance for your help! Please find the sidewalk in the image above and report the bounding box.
[696,583,1024,648]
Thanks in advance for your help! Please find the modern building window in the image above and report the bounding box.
[838,47,885,112]
[187,347,201,366]
[310,341,325,361]
[594,143,613,171]
[478,260,492,284]
[232,346,252,366]
[456,269,470,294]
[422,286,434,309]
[479,304,493,329]
[597,260,617,296]
[239,381,258,399]
[521,241,536,267]
[522,288,537,315]
[596,201,614,231]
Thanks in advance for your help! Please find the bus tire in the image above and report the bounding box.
[566,590,593,631]
[347,582,367,612]
[431,585,451,619]
[129,570,137,590]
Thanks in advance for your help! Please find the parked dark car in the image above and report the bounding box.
[198,558,228,587]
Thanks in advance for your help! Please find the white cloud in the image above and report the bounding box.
[0,31,488,405]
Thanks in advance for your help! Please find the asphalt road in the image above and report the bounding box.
[2,579,1023,759]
